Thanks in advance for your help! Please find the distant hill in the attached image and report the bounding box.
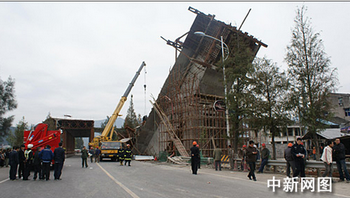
[94,117,124,128]
[0,126,15,146]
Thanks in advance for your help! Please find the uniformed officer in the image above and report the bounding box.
[291,137,306,178]
[23,144,34,180]
[124,144,132,166]
[118,146,125,166]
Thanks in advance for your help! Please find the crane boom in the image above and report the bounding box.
[100,61,146,140]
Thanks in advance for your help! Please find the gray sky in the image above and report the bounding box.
[1,2,349,126]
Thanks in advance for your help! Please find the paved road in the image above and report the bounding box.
[0,156,349,198]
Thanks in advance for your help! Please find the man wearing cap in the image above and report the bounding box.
[284,143,295,178]
[291,137,306,178]
[190,141,200,175]
[257,143,270,173]
[23,144,34,180]
[124,144,132,166]
[54,142,65,180]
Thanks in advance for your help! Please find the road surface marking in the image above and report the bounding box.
[0,178,9,184]
[97,163,140,198]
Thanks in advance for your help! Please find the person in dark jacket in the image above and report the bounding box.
[333,138,350,183]
[39,145,54,181]
[246,140,258,181]
[33,147,43,180]
[124,144,132,166]
[284,143,295,178]
[81,146,88,168]
[89,147,95,163]
[54,142,65,180]
[190,141,200,175]
[9,146,19,180]
[118,146,125,166]
[23,144,34,180]
[95,147,101,163]
[258,143,270,173]
[18,144,25,179]
[291,137,306,178]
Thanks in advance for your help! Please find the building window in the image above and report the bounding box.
[339,97,343,106]
[345,108,350,117]
[288,128,294,136]
[295,128,301,136]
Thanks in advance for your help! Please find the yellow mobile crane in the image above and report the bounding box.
[90,61,146,161]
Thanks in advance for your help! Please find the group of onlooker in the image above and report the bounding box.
[0,148,11,167]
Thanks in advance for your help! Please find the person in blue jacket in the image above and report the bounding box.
[39,145,54,181]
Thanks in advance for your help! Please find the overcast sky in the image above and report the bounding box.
[1,2,349,126]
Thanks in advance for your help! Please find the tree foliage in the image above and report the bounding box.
[7,117,27,147]
[0,76,17,140]
[124,95,138,129]
[250,57,292,159]
[285,6,338,158]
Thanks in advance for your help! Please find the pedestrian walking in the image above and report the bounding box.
[190,141,200,175]
[246,141,258,181]
[333,138,350,183]
[257,143,270,173]
[284,143,295,178]
[18,144,25,179]
[33,147,43,180]
[89,147,95,163]
[118,146,125,166]
[81,146,88,168]
[9,146,19,180]
[95,147,101,163]
[213,147,222,171]
[23,144,34,180]
[54,142,65,180]
[291,137,306,178]
[39,145,54,181]
[124,144,132,166]
[321,140,334,180]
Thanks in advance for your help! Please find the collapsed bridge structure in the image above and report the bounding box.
[134,7,267,158]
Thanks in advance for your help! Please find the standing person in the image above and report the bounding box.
[9,146,19,180]
[291,137,306,178]
[118,146,125,166]
[5,148,11,167]
[257,143,270,173]
[321,140,334,180]
[190,141,200,175]
[33,147,43,180]
[89,147,95,163]
[213,147,222,171]
[18,144,25,179]
[228,145,234,170]
[239,145,247,171]
[246,141,258,181]
[81,146,88,168]
[95,147,101,163]
[333,138,350,183]
[312,147,316,160]
[284,143,295,178]
[54,142,65,180]
[23,144,34,180]
[0,150,4,167]
[124,144,132,166]
[39,145,54,181]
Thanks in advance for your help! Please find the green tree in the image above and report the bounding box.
[285,6,338,159]
[7,117,27,146]
[124,95,138,129]
[0,76,17,141]
[225,36,257,153]
[250,57,292,159]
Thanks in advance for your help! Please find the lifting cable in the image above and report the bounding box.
[144,65,147,116]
